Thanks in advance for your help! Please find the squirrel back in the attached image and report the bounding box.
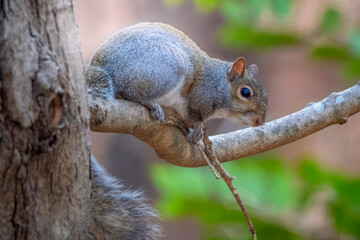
[86,22,206,107]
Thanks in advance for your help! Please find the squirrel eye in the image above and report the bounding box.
[240,87,251,99]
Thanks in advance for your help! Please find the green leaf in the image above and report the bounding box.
[253,218,302,240]
[250,0,266,16]
[342,59,360,80]
[219,0,265,23]
[320,7,341,34]
[219,0,246,23]
[326,172,360,237]
[228,156,299,210]
[162,0,185,6]
[298,157,325,186]
[150,164,229,217]
[329,193,360,237]
[194,0,219,13]
[270,0,293,18]
[311,45,351,61]
[349,29,360,57]
[150,164,209,199]
[219,24,298,50]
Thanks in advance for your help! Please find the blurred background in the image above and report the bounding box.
[75,0,360,239]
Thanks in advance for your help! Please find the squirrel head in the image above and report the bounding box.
[226,57,268,127]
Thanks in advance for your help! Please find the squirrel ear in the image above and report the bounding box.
[248,64,258,76]
[230,57,246,80]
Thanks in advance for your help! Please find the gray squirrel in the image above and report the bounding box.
[86,22,268,142]
[87,22,268,239]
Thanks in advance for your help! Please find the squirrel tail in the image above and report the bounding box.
[90,156,162,240]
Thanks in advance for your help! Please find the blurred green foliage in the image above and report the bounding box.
[320,7,341,34]
[219,24,298,50]
[163,0,360,82]
[150,155,360,239]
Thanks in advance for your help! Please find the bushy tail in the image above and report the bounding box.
[90,156,162,240]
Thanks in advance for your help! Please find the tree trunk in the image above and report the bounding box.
[0,0,91,239]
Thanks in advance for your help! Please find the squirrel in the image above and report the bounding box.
[86,22,268,142]
[86,22,268,239]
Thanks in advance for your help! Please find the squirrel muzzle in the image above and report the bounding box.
[249,114,266,127]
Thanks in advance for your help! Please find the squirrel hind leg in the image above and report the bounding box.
[141,101,165,124]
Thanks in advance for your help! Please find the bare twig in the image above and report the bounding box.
[195,142,220,180]
[201,128,257,240]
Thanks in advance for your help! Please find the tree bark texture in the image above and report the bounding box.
[0,0,91,239]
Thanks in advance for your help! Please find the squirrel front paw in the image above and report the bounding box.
[142,101,165,124]
[150,107,165,124]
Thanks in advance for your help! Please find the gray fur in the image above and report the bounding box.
[87,23,195,101]
[91,156,161,240]
[248,64,258,76]
[85,22,267,139]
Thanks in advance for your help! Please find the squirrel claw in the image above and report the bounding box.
[188,128,203,143]
[150,108,164,124]
[142,101,165,124]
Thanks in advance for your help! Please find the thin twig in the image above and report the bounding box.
[195,142,220,180]
[201,127,257,240]
[164,119,220,179]
[163,119,257,238]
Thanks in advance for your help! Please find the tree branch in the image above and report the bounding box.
[89,82,360,167]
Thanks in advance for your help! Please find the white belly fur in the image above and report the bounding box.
[156,80,187,118]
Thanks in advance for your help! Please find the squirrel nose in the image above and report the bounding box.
[256,118,264,125]
[252,116,265,127]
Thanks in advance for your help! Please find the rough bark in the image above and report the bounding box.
[89,82,360,167]
[0,0,91,239]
